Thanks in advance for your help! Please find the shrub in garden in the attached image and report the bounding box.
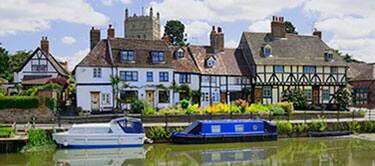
[234,99,248,110]
[275,102,294,113]
[0,127,15,138]
[0,96,39,109]
[230,105,242,113]
[275,120,293,135]
[347,121,361,133]
[23,128,55,152]
[45,97,57,112]
[268,104,285,115]
[143,103,156,115]
[282,88,307,110]
[309,118,327,132]
[334,85,352,111]
[181,99,189,109]
[185,104,199,114]
[130,99,145,114]
[294,123,308,134]
[179,84,192,100]
[361,121,375,133]
[245,103,269,113]
[147,126,168,140]
[159,106,185,115]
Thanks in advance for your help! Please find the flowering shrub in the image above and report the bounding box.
[245,103,269,113]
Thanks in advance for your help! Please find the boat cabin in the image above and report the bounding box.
[111,117,144,134]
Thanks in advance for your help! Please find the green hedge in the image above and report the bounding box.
[45,97,57,112]
[0,96,40,109]
[0,127,14,138]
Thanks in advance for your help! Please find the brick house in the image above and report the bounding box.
[348,63,375,108]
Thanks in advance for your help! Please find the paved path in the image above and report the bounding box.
[15,117,368,131]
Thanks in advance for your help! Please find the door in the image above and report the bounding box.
[255,87,262,103]
[90,92,100,111]
[146,91,154,107]
[312,86,320,105]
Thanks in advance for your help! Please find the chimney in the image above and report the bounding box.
[40,36,49,53]
[162,33,170,45]
[107,24,115,38]
[90,27,100,50]
[210,26,224,53]
[150,7,153,17]
[271,16,286,38]
[125,8,128,18]
[313,28,322,39]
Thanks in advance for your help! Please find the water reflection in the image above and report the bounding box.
[1,138,374,166]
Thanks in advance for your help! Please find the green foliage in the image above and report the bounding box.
[23,128,55,152]
[276,120,293,135]
[0,87,5,96]
[276,102,294,113]
[164,20,187,46]
[245,103,269,113]
[0,48,31,82]
[159,106,185,115]
[19,83,63,96]
[147,126,168,140]
[179,84,192,100]
[294,123,308,134]
[333,49,364,63]
[181,99,189,109]
[240,88,251,101]
[0,47,11,81]
[285,21,298,34]
[282,88,307,110]
[361,121,375,133]
[0,127,15,138]
[347,121,361,133]
[10,50,31,72]
[45,97,57,112]
[185,104,199,115]
[268,104,285,115]
[230,105,242,113]
[143,103,156,115]
[110,75,121,110]
[130,99,145,114]
[309,118,327,132]
[0,96,39,109]
[334,85,352,111]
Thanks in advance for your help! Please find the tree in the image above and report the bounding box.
[10,50,31,71]
[178,84,192,101]
[282,88,307,110]
[0,48,31,82]
[332,49,363,63]
[164,20,187,46]
[285,21,298,34]
[110,75,121,111]
[0,47,11,81]
[334,84,352,111]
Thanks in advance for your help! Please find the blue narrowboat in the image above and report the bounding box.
[171,119,277,144]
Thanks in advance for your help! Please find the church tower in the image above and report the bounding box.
[124,8,161,40]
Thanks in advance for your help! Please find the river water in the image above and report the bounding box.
[0,137,374,166]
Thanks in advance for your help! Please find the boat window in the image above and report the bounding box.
[235,124,244,132]
[211,125,221,133]
[69,128,85,134]
[86,128,112,134]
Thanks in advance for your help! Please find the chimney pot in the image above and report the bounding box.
[107,24,115,38]
[218,27,222,33]
[40,36,49,53]
[271,16,286,38]
[313,29,322,39]
[90,27,101,50]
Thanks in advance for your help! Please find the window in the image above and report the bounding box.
[146,72,153,82]
[324,51,333,62]
[235,124,244,132]
[159,72,169,82]
[353,88,368,105]
[304,89,312,100]
[331,67,338,74]
[206,58,215,68]
[303,66,316,74]
[93,67,102,78]
[211,125,221,133]
[31,59,48,72]
[120,71,138,81]
[119,50,135,62]
[274,65,284,73]
[158,90,170,103]
[151,51,165,64]
[322,89,330,101]
[179,73,191,84]
[263,86,272,98]
[101,93,111,105]
[263,45,272,57]
[120,90,138,103]
[175,48,184,58]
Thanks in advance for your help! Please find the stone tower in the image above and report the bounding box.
[124,8,161,40]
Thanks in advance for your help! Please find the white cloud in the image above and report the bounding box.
[151,0,303,22]
[186,21,211,39]
[101,0,131,6]
[303,0,375,62]
[225,40,238,48]
[0,0,109,36]
[248,19,271,32]
[61,36,76,45]
[58,48,89,71]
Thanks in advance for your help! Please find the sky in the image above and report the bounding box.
[1,0,374,71]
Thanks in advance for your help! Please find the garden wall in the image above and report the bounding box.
[0,108,54,123]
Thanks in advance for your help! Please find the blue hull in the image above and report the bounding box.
[57,144,143,149]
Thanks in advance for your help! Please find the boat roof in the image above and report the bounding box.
[110,117,142,123]
[196,119,265,124]
[72,123,110,128]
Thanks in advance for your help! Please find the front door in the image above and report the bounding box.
[255,87,262,103]
[146,91,154,107]
[90,92,100,111]
[312,86,320,105]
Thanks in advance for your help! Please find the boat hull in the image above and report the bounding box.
[171,133,277,144]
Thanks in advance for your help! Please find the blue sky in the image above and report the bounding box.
[1,0,374,70]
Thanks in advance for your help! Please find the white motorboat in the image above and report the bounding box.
[52,117,145,148]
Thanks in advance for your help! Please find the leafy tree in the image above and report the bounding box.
[164,20,187,46]
[0,48,31,82]
[285,21,298,34]
[332,49,363,63]
[10,50,31,71]
[282,88,307,110]
[178,84,192,100]
[334,84,352,111]
[110,75,121,111]
[0,47,11,81]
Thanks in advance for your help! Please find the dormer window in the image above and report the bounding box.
[206,57,216,68]
[324,50,333,62]
[263,44,272,57]
[175,48,184,59]
[151,51,165,64]
[120,50,135,63]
